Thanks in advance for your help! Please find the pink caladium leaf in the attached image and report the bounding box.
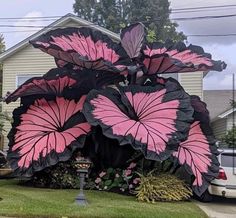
[83,81,193,161]
[7,96,91,177]
[121,23,146,59]
[30,27,131,73]
[5,68,78,103]
[5,66,126,104]
[172,121,219,196]
[142,42,226,75]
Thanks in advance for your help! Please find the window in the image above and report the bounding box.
[158,73,178,81]
[16,74,42,88]
[221,153,236,167]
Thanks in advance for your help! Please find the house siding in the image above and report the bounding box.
[211,118,227,141]
[226,113,236,130]
[179,72,203,99]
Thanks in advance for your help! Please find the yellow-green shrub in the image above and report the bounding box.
[136,173,192,202]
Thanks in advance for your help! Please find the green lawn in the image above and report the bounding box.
[0,180,207,218]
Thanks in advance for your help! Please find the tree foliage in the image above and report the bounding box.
[0,34,5,98]
[0,34,5,54]
[73,0,186,42]
[222,126,236,148]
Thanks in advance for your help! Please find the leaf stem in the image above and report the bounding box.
[130,72,137,85]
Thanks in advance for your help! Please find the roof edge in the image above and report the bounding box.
[0,13,120,62]
[218,108,236,119]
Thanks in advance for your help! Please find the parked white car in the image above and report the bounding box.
[207,148,236,200]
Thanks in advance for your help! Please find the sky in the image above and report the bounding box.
[0,0,235,90]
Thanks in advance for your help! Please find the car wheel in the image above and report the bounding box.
[196,190,213,202]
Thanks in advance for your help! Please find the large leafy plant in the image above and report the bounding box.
[5,23,226,196]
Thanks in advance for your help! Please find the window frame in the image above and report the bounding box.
[16,74,43,88]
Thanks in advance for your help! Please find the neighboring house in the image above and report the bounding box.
[204,90,236,144]
[0,13,205,150]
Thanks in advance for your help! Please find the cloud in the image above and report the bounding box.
[13,11,45,41]
[220,74,234,86]
[203,43,236,90]
[204,72,234,90]
[170,0,236,90]
[170,0,236,45]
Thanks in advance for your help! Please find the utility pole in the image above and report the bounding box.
[233,73,236,174]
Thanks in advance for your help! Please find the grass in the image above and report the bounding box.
[0,179,208,218]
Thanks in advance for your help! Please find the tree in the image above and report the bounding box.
[222,126,236,148]
[230,99,236,108]
[0,34,5,53]
[0,34,6,141]
[73,0,186,42]
[0,34,5,98]
[221,100,236,147]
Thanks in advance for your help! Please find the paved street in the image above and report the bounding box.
[196,197,236,218]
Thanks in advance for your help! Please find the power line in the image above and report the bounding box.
[0,10,232,22]
[0,9,233,21]
[188,33,236,37]
[1,30,42,33]
[0,12,235,29]
[0,11,235,24]
[0,24,103,28]
[0,16,61,20]
[172,8,236,14]
[172,13,236,21]
[0,5,234,21]
[0,19,59,23]
[0,4,234,21]
[1,28,236,38]
[172,4,236,11]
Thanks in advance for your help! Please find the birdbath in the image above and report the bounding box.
[75,156,92,206]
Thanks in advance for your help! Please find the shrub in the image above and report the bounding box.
[136,173,192,202]
[221,126,236,148]
[86,162,140,193]
[29,158,80,189]
[27,158,140,191]
[0,110,12,132]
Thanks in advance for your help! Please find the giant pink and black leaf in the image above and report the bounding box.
[172,121,219,196]
[73,69,126,91]
[190,95,210,124]
[7,96,91,177]
[30,27,131,73]
[139,75,185,95]
[5,68,79,104]
[153,78,211,123]
[5,67,125,104]
[142,42,226,75]
[83,81,193,161]
[153,79,211,124]
[54,58,81,70]
[155,76,184,90]
[121,23,146,59]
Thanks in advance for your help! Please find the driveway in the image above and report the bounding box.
[195,196,236,218]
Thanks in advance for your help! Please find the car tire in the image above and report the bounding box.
[196,190,213,202]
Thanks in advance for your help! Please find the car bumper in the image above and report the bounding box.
[209,183,236,198]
